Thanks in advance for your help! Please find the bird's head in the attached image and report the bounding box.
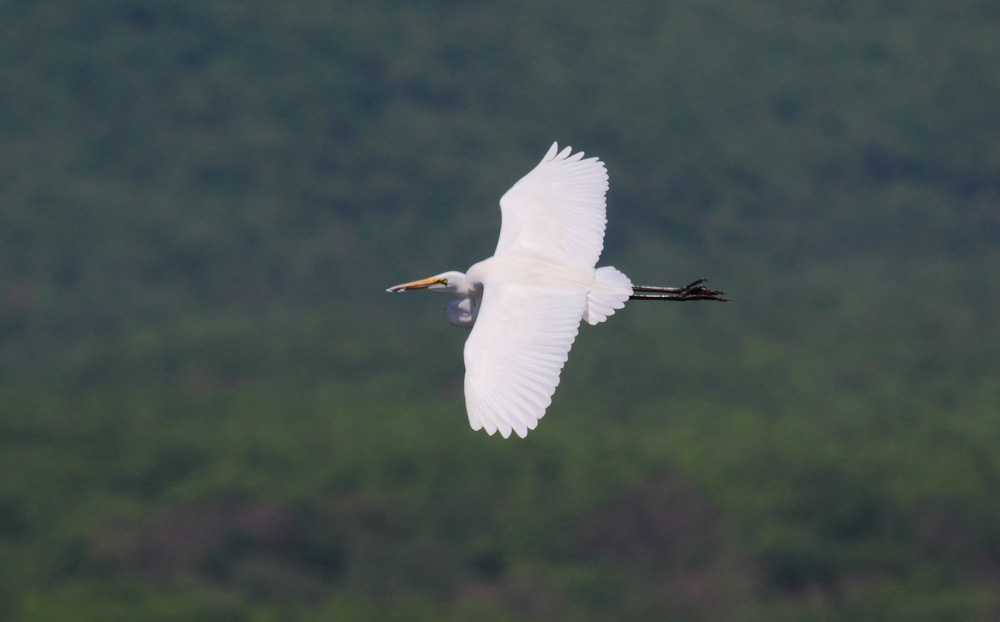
[386,271,467,296]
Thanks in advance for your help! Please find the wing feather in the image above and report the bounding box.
[463,279,586,438]
[462,143,624,438]
[494,143,610,270]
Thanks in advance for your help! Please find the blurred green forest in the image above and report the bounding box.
[2,0,999,619]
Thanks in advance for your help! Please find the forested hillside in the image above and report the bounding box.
[2,0,999,620]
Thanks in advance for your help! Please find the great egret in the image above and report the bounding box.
[388,143,726,438]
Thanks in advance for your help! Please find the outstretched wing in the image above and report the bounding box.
[463,278,587,439]
[495,143,610,270]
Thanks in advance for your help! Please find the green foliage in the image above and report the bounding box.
[2,0,1000,619]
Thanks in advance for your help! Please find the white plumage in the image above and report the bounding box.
[387,143,727,438]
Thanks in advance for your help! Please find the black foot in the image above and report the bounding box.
[630,279,728,302]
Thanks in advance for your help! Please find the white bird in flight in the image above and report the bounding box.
[388,143,726,439]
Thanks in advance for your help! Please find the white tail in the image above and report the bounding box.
[582,266,633,325]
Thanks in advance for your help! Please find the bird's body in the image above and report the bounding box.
[388,143,725,438]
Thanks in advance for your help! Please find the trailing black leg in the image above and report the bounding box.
[630,279,728,302]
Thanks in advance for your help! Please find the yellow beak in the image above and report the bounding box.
[386,276,442,293]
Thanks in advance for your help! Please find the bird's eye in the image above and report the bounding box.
[440,278,448,285]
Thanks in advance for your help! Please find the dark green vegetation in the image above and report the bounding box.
[3,0,999,619]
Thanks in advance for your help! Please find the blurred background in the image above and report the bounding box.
[2,0,999,620]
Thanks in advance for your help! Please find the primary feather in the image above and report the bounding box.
[495,143,611,270]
